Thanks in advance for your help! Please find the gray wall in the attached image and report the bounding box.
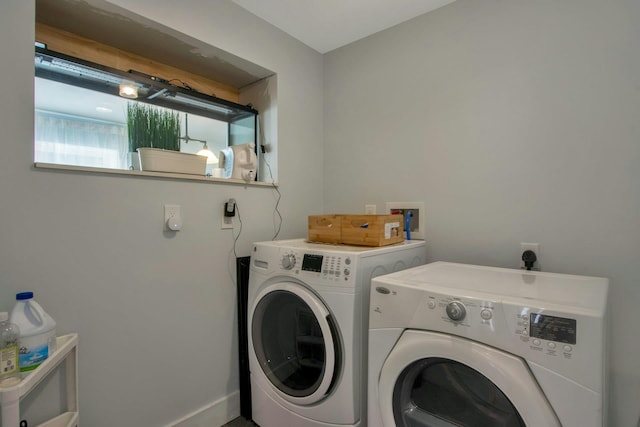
[0,1,323,426]
[324,0,639,425]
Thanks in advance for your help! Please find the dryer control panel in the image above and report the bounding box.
[506,307,580,359]
[528,313,577,344]
[416,293,581,358]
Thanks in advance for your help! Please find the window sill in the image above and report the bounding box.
[34,163,278,187]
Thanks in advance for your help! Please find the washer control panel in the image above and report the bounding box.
[279,250,355,283]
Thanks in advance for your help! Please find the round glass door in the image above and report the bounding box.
[251,285,340,404]
[393,358,525,427]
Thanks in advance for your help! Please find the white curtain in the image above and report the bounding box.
[35,111,128,169]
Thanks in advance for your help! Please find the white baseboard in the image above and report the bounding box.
[167,391,240,427]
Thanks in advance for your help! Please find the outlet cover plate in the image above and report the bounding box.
[221,215,233,229]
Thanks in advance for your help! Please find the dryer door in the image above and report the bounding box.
[250,281,340,406]
[378,331,560,427]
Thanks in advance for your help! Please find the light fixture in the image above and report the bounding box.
[37,55,122,84]
[180,113,218,164]
[119,82,138,99]
[170,93,234,115]
[197,144,218,164]
[35,48,258,123]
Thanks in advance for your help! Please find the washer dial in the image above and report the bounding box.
[446,301,467,321]
[281,254,296,270]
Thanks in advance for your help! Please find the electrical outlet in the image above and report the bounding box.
[520,243,540,270]
[385,202,425,240]
[221,199,234,229]
[221,216,233,229]
[365,204,377,214]
[164,204,181,231]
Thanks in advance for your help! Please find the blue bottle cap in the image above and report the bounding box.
[16,292,34,300]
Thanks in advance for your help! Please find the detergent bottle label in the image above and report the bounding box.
[18,334,50,372]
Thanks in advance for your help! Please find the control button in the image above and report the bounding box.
[446,301,466,322]
[427,300,437,309]
[563,345,573,352]
[533,339,541,346]
[522,329,529,336]
[548,342,556,349]
[344,268,350,276]
[480,309,492,320]
[345,258,351,265]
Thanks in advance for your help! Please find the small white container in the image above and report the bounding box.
[9,292,57,377]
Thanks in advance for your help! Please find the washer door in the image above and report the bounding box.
[251,282,340,406]
[379,331,560,427]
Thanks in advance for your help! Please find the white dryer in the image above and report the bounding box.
[248,239,426,427]
[368,262,609,427]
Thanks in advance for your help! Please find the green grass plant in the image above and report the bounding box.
[127,103,180,152]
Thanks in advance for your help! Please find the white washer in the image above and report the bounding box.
[248,238,426,427]
[368,262,609,427]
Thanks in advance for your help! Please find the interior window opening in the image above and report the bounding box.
[34,0,278,183]
[34,48,257,177]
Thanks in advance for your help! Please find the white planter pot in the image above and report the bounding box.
[137,148,206,175]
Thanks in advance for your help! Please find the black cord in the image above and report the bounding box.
[168,78,193,91]
[258,114,282,240]
[232,202,243,258]
[263,153,282,240]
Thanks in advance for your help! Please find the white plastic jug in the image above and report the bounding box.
[9,292,57,376]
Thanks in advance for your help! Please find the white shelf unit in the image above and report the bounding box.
[0,333,78,427]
